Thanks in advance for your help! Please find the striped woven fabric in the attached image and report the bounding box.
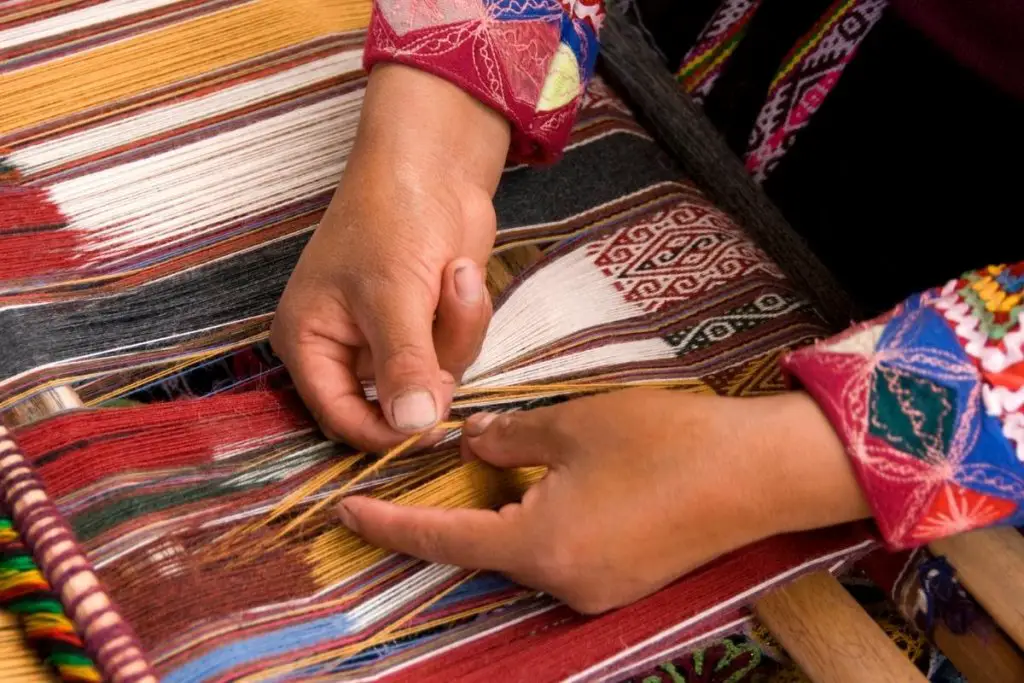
[1,1,878,681]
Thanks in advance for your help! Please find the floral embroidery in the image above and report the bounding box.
[364,0,603,162]
[783,262,1024,549]
[364,0,1022,554]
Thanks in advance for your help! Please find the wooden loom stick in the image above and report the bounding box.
[591,9,994,677]
[0,250,978,683]
[930,529,1024,651]
[929,615,1024,683]
[754,572,926,682]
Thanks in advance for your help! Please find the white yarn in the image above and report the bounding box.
[0,0,182,50]
[10,51,363,174]
[346,564,462,632]
[464,338,678,388]
[46,93,362,264]
[463,249,648,381]
[358,249,656,402]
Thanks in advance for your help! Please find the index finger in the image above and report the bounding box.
[284,336,404,451]
[336,495,526,573]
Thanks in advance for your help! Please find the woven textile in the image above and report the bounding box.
[0,2,888,680]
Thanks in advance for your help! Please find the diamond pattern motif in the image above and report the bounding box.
[783,263,1024,550]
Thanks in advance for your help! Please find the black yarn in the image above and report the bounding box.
[0,131,683,381]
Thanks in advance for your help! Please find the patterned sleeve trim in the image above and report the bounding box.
[363,0,603,164]
[781,263,1024,551]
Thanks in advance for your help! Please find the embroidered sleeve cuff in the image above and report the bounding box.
[781,264,1024,551]
[362,0,603,164]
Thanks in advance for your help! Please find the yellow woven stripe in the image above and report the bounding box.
[0,0,371,135]
[679,40,739,91]
[770,0,854,90]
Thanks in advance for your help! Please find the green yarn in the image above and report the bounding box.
[49,652,96,668]
[7,598,66,614]
[1,555,38,571]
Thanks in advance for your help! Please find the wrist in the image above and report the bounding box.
[354,64,511,195]
[751,391,871,534]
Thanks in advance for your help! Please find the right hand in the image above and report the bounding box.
[271,64,511,450]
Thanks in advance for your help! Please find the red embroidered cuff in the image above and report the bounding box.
[362,0,602,165]
[781,265,1024,550]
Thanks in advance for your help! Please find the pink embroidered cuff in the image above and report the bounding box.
[363,0,604,164]
[781,263,1024,551]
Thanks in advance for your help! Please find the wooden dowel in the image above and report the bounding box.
[754,571,927,683]
[3,385,82,429]
[0,250,944,683]
[931,617,1024,683]
[930,528,1024,652]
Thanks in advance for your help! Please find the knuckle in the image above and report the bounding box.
[413,525,450,563]
[380,343,435,383]
[308,403,340,442]
[565,591,616,616]
[490,413,528,447]
[531,540,576,589]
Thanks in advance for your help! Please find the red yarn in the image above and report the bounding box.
[0,185,79,281]
[15,390,314,498]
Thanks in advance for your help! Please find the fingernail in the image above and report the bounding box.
[464,412,497,437]
[454,264,483,304]
[335,500,359,532]
[392,388,438,431]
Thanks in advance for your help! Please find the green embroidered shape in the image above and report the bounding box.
[647,663,688,683]
[868,365,957,461]
[715,639,762,683]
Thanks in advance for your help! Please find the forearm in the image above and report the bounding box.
[352,64,511,196]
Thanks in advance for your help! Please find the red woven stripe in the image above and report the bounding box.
[392,524,876,682]
[16,390,314,499]
[0,184,78,281]
[0,187,65,233]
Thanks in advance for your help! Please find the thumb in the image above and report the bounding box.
[359,272,445,434]
[434,258,492,381]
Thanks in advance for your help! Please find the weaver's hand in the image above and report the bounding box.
[335,389,871,614]
[272,64,511,450]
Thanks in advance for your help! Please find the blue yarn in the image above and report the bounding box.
[163,612,355,683]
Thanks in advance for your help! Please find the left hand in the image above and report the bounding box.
[335,389,871,614]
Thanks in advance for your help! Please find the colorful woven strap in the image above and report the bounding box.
[0,515,100,682]
[676,0,763,103]
[744,0,888,182]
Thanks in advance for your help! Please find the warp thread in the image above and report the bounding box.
[0,514,100,682]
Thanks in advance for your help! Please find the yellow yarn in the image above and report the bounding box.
[0,0,371,136]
